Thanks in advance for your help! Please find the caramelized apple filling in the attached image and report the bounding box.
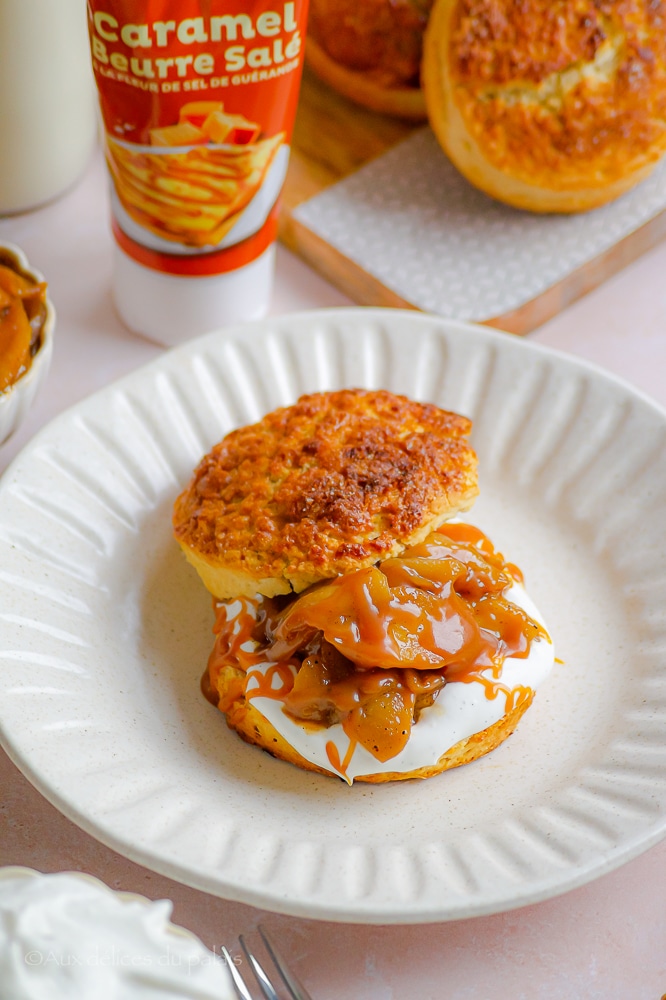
[207,523,548,763]
[0,257,48,392]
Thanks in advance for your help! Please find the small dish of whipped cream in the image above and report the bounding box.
[0,868,234,999]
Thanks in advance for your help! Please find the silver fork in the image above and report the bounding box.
[222,925,314,1000]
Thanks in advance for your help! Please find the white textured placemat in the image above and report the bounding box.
[293,127,666,323]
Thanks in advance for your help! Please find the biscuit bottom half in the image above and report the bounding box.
[211,664,534,783]
[204,521,555,784]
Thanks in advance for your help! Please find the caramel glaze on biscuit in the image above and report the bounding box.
[214,659,532,783]
[173,389,478,597]
[424,0,666,210]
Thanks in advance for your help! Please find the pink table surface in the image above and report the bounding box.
[1,147,665,1000]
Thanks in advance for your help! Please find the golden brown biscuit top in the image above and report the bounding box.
[308,0,433,88]
[446,0,666,186]
[173,389,478,592]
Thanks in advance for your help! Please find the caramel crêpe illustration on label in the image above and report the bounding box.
[107,100,283,248]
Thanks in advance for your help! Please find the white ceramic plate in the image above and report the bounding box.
[0,309,664,923]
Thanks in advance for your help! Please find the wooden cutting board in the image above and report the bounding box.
[279,68,666,335]
[279,68,421,311]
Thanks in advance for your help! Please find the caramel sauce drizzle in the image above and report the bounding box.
[245,662,296,701]
[206,523,550,776]
[325,738,358,784]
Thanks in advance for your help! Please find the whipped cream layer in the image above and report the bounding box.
[0,869,233,1000]
[227,582,554,783]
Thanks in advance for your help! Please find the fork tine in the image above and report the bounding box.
[258,925,314,1000]
[221,945,254,1000]
[239,935,280,1000]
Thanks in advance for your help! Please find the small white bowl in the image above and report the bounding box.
[0,242,55,446]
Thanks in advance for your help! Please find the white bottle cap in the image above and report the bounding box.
[112,242,275,347]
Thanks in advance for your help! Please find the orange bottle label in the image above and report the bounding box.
[87,0,308,274]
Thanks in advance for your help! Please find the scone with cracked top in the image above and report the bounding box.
[173,388,478,598]
[306,0,432,119]
[423,0,666,212]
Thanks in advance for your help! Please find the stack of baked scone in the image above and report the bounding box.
[307,0,666,211]
[174,389,554,783]
[306,0,432,119]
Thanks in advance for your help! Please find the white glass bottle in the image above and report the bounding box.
[0,0,97,214]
